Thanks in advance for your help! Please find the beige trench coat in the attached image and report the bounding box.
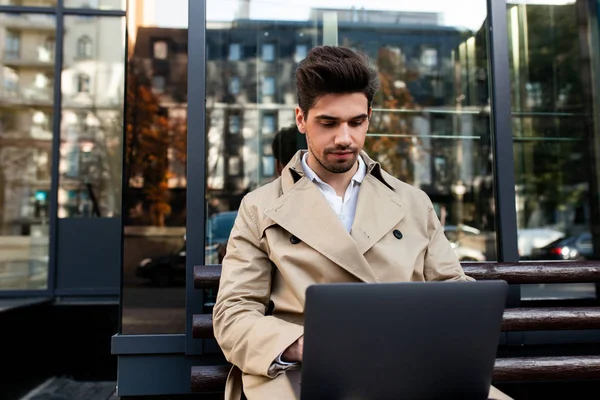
[213,150,512,400]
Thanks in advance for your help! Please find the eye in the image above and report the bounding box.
[349,119,365,127]
[320,122,336,128]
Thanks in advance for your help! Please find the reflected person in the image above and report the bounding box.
[272,125,303,176]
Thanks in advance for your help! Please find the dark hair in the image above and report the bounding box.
[272,125,300,167]
[295,45,379,116]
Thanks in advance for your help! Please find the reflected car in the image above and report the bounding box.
[135,245,186,287]
[205,211,238,264]
[443,225,486,262]
[136,212,239,286]
[530,232,593,261]
[206,211,238,245]
[518,228,565,259]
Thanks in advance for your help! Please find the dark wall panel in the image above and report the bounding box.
[56,218,121,292]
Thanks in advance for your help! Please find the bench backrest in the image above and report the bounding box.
[190,261,600,392]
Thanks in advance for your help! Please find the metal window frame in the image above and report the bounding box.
[185,0,207,355]
[0,1,125,299]
[487,0,521,307]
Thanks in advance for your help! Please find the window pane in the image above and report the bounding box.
[229,76,240,94]
[59,16,125,219]
[0,13,56,290]
[152,75,165,93]
[65,0,125,10]
[262,76,275,96]
[153,41,168,59]
[261,113,276,135]
[121,0,188,334]
[76,36,93,59]
[206,0,496,265]
[507,1,597,299]
[294,44,308,63]
[262,43,275,61]
[228,114,240,134]
[229,43,241,61]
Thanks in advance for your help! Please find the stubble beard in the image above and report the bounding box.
[306,127,360,174]
[310,147,358,174]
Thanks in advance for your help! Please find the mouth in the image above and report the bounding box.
[329,150,355,156]
[329,152,353,160]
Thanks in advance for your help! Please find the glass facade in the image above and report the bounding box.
[507,0,598,299]
[0,11,55,289]
[120,0,188,334]
[0,2,126,294]
[203,0,498,268]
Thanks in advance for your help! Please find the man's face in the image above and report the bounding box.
[296,93,371,174]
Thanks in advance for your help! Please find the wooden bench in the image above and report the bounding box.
[190,262,600,393]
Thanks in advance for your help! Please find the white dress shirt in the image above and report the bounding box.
[273,152,366,368]
[300,152,366,232]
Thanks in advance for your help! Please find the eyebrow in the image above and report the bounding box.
[314,113,369,121]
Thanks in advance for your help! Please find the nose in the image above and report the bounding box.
[334,123,352,147]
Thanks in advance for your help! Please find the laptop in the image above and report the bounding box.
[299,280,508,400]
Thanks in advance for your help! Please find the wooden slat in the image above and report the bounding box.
[193,308,600,338]
[462,262,600,284]
[493,356,600,382]
[191,365,230,392]
[190,356,600,391]
[194,262,600,289]
[194,265,222,289]
[193,314,213,339]
[502,307,600,331]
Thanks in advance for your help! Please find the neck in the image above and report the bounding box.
[307,152,358,197]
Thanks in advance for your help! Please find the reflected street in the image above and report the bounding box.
[121,286,186,334]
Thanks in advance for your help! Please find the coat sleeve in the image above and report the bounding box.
[212,197,304,378]
[423,195,475,282]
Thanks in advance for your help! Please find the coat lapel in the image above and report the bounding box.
[350,173,406,254]
[265,151,378,283]
[264,176,377,283]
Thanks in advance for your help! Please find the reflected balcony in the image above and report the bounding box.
[0,133,53,150]
[0,13,56,32]
[0,87,53,107]
[3,52,54,69]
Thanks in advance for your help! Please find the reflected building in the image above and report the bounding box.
[132,8,491,223]
[0,4,126,231]
[0,12,55,238]
[0,10,55,285]
[58,14,126,218]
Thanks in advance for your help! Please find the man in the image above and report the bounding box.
[213,46,511,400]
[272,125,302,176]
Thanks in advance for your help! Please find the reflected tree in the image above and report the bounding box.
[513,4,587,233]
[125,59,172,226]
[365,47,420,184]
[87,105,124,217]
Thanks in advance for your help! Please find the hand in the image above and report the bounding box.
[281,336,304,362]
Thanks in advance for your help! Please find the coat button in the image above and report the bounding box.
[290,235,301,244]
[393,229,403,240]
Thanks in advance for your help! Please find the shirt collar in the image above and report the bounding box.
[301,151,366,186]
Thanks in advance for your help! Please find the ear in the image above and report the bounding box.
[368,106,372,120]
[295,107,307,134]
